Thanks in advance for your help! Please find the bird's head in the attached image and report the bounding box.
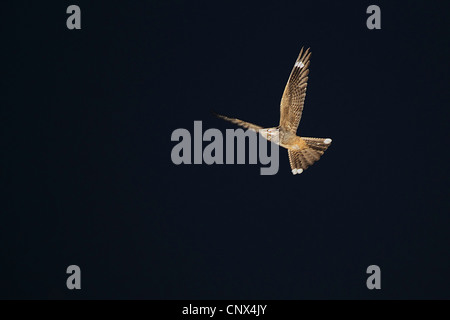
[260,127,280,142]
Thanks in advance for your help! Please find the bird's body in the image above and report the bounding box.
[215,47,332,175]
[260,127,307,150]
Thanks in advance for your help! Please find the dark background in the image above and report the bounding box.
[2,1,449,299]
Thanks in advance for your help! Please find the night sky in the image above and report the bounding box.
[2,1,449,299]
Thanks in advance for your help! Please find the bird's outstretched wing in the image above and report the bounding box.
[279,47,311,134]
[213,112,263,132]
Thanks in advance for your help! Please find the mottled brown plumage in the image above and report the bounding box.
[215,47,332,175]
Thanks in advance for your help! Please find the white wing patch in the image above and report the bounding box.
[294,61,305,68]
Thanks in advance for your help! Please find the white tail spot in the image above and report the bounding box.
[324,138,332,144]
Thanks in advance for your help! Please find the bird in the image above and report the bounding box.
[214,47,332,175]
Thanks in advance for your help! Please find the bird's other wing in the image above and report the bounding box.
[279,47,311,134]
[212,112,263,132]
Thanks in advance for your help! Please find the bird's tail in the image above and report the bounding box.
[212,111,263,132]
[289,137,332,174]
